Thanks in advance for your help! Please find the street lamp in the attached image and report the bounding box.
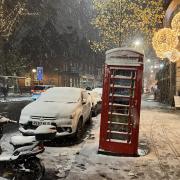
[32,69,37,86]
[160,63,164,69]
[32,69,36,73]
[134,40,141,47]
[133,39,144,55]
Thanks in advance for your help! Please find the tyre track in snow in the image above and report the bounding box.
[139,98,180,179]
[149,117,170,180]
[160,117,180,159]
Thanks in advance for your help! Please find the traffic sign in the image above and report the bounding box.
[37,67,43,81]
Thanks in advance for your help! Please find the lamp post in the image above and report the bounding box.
[54,68,60,86]
[134,40,141,47]
[133,39,148,92]
[133,39,145,55]
[147,59,151,63]
[32,68,36,86]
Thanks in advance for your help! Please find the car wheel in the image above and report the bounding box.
[87,111,92,124]
[92,105,97,117]
[21,158,45,180]
[75,119,83,141]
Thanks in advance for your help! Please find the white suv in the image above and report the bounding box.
[19,87,92,140]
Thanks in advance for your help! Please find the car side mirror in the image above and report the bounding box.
[82,99,87,105]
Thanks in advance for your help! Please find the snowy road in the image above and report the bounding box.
[0,95,31,103]
[1,95,180,180]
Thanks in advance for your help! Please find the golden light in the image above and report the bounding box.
[32,69,36,73]
[134,40,141,46]
[154,49,164,59]
[171,12,180,36]
[152,28,179,58]
[164,49,180,62]
[170,49,180,62]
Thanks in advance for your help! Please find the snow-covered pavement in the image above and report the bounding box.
[1,95,180,180]
[66,96,180,180]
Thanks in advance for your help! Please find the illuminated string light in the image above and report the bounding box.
[171,12,180,36]
[170,49,180,62]
[152,28,179,60]
[155,49,164,59]
[163,49,180,62]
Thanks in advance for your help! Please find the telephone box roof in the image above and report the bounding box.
[106,47,144,56]
[105,47,144,66]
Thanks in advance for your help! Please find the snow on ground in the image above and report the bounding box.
[40,143,84,179]
[66,96,180,180]
[1,95,180,180]
[0,93,31,102]
[0,129,20,155]
[40,118,99,180]
[0,96,31,102]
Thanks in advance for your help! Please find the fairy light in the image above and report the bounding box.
[152,28,178,52]
[152,28,179,59]
[171,12,180,36]
[155,49,164,59]
[169,49,180,62]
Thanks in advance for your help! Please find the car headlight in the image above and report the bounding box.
[70,112,76,119]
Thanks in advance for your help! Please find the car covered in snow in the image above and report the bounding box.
[87,91,102,116]
[19,87,92,140]
[92,88,103,97]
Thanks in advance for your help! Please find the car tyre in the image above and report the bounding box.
[17,157,45,180]
[87,111,92,124]
[75,119,83,142]
[92,105,97,117]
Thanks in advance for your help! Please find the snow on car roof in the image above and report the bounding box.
[38,87,82,102]
[47,87,82,91]
[46,87,83,94]
[92,88,102,95]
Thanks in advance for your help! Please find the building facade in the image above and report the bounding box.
[164,0,180,95]
[156,0,180,104]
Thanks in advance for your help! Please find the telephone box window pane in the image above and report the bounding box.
[107,132,131,142]
[108,114,129,124]
[112,70,136,78]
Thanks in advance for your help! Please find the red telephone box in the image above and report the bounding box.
[99,48,144,156]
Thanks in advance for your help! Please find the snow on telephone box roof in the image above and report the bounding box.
[105,47,144,66]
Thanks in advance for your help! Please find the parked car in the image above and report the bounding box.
[31,85,54,100]
[92,88,103,97]
[87,91,102,116]
[19,87,92,140]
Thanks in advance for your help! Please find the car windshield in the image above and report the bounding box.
[38,88,81,103]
